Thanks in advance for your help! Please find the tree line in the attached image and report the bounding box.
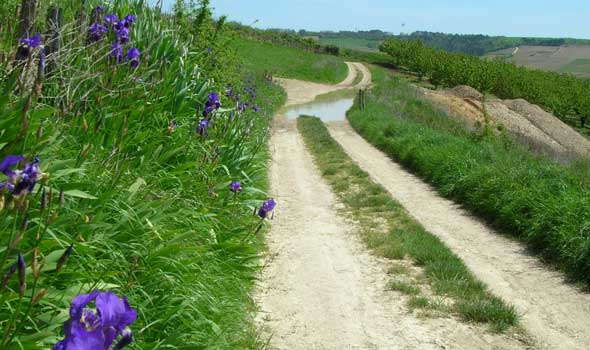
[380,38,590,125]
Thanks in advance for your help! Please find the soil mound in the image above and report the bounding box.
[503,99,590,159]
[418,85,590,162]
[447,85,483,101]
[485,101,569,158]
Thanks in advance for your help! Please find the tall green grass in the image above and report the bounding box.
[233,38,348,84]
[348,66,590,285]
[0,1,284,349]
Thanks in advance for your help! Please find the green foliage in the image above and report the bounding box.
[348,66,590,285]
[0,1,285,349]
[228,22,342,57]
[319,37,381,52]
[169,0,240,85]
[380,38,590,125]
[297,115,518,332]
[233,38,348,84]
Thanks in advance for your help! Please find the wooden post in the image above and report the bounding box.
[358,90,362,110]
[359,89,366,111]
[45,6,62,75]
[18,0,36,38]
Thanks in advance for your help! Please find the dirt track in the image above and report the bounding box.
[257,63,532,349]
[275,62,371,106]
[327,120,590,350]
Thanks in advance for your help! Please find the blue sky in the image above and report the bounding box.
[160,0,589,38]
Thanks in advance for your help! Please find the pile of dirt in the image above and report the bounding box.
[503,99,590,158]
[446,85,483,101]
[417,85,590,162]
[416,87,485,129]
[485,101,568,158]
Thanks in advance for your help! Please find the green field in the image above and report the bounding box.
[559,58,590,75]
[486,45,590,78]
[234,38,348,84]
[319,37,381,52]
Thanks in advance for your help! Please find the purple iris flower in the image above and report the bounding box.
[202,92,221,117]
[253,105,260,112]
[112,329,133,350]
[0,155,25,177]
[230,181,242,193]
[0,156,40,195]
[258,199,276,219]
[208,92,221,109]
[226,85,233,98]
[21,34,41,48]
[104,14,118,26]
[13,157,41,195]
[202,105,216,117]
[116,26,130,44]
[124,15,136,26]
[95,6,105,13]
[110,42,123,63]
[53,290,137,350]
[16,34,41,60]
[238,103,247,113]
[88,23,108,42]
[197,120,209,136]
[126,48,140,68]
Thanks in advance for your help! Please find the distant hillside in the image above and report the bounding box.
[486,45,590,78]
[229,25,590,77]
[396,32,590,56]
[299,30,387,52]
[299,30,590,56]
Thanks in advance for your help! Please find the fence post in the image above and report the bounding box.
[359,89,366,111]
[45,6,62,75]
[18,0,36,38]
[358,90,362,110]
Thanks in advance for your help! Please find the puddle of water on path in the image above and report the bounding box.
[284,89,357,122]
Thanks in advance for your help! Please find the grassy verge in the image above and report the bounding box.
[347,65,590,285]
[234,38,348,84]
[0,1,285,349]
[297,116,518,332]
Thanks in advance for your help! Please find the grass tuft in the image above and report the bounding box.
[388,281,421,296]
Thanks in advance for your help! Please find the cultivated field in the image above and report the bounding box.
[486,44,590,77]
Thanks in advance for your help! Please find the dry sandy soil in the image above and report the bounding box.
[275,62,371,106]
[256,64,535,349]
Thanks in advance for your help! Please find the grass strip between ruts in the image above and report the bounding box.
[297,115,519,333]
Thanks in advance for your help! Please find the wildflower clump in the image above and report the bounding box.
[87,7,141,68]
[53,291,137,350]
